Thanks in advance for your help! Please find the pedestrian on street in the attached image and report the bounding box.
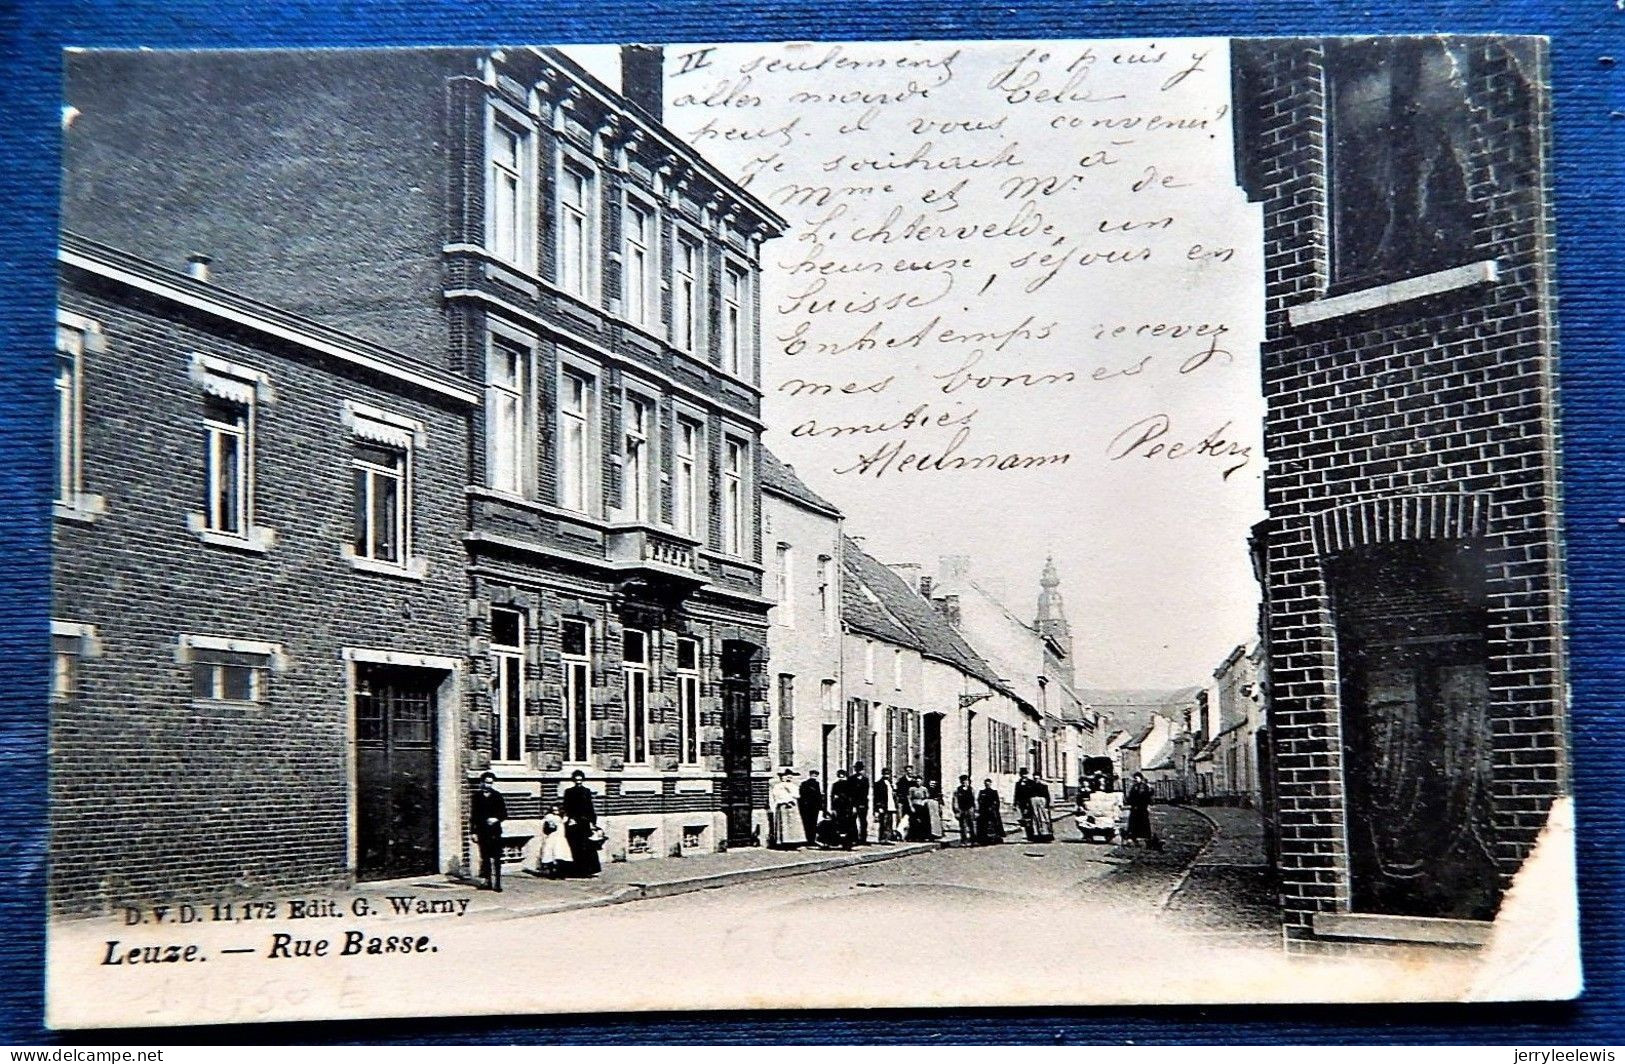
[976,778,1006,844]
[850,761,871,845]
[905,777,929,840]
[770,768,805,849]
[830,769,857,850]
[539,802,570,879]
[561,769,602,877]
[1030,775,1055,843]
[471,771,508,892]
[874,768,897,846]
[1014,767,1040,841]
[952,774,978,847]
[1126,771,1155,847]
[799,770,826,849]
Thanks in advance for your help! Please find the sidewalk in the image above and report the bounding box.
[1163,804,1279,935]
[352,839,940,921]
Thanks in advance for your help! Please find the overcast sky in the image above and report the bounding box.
[566,40,1265,690]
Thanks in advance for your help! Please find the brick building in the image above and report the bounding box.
[1232,36,1568,949]
[52,236,476,911]
[57,44,786,897]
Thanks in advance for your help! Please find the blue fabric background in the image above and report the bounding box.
[1,0,1619,1044]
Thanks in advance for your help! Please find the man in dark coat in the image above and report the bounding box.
[1013,767,1038,840]
[799,770,826,848]
[561,769,601,877]
[873,769,897,845]
[470,771,508,892]
[952,774,978,847]
[976,778,1006,844]
[829,769,856,850]
[849,761,871,845]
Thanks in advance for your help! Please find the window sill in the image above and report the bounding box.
[54,494,107,525]
[1311,912,1492,947]
[1287,260,1499,328]
[342,551,430,581]
[188,517,276,554]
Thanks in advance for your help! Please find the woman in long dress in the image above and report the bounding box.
[561,769,602,877]
[906,780,929,840]
[1125,771,1155,846]
[976,778,1006,844]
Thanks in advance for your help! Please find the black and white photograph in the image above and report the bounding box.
[44,35,1577,1028]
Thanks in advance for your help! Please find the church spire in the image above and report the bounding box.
[1036,556,1074,685]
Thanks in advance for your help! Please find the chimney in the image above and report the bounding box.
[621,45,664,122]
[186,254,212,282]
[918,576,934,599]
[937,594,961,629]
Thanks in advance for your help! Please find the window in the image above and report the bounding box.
[563,619,593,763]
[623,200,657,328]
[622,395,652,522]
[677,637,700,765]
[1327,37,1475,290]
[191,648,270,703]
[204,396,249,536]
[55,315,94,512]
[352,442,406,565]
[490,608,525,763]
[188,354,272,549]
[777,673,795,767]
[722,265,749,376]
[487,115,534,269]
[486,335,528,496]
[864,640,875,684]
[722,436,748,556]
[558,162,595,298]
[342,401,425,577]
[775,544,795,627]
[818,556,836,635]
[892,648,903,690]
[674,417,704,537]
[559,369,595,514]
[51,621,98,701]
[673,236,702,352]
[623,629,651,764]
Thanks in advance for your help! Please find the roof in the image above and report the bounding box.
[1144,756,1175,772]
[1193,737,1223,762]
[760,448,842,518]
[1120,722,1157,751]
[841,536,1029,711]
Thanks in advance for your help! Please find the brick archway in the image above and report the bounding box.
[1310,492,1492,557]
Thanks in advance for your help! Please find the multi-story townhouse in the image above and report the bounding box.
[59,45,787,881]
[1232,36,1567,950]
[761,450,845,783]
[52,237,476,911]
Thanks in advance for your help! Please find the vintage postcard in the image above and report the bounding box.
[45,35,1578,1028]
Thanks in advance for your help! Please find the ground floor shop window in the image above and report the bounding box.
[1328,538,1498,921]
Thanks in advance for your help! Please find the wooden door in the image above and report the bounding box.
[720,641,757,846]
[355,663,440,881]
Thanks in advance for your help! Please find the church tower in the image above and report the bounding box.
[1036,556,1075,690]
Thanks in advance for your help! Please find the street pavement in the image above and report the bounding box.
[47,805,1489,1028]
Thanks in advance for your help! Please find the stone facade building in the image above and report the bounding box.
[55,45,786,902]
[1233,36,1568,949]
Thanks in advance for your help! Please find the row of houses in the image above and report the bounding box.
[763,446,1108,807]
[50,44,1103,913]
[1092,642,1264,808]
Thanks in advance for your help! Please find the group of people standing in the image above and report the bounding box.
[471,769,604,891]
[770,763,1050,850]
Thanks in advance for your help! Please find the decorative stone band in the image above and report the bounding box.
[1309,492,1494,558]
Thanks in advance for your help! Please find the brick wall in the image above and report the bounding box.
[1234,37,1567,945]
[52,265,473,914]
